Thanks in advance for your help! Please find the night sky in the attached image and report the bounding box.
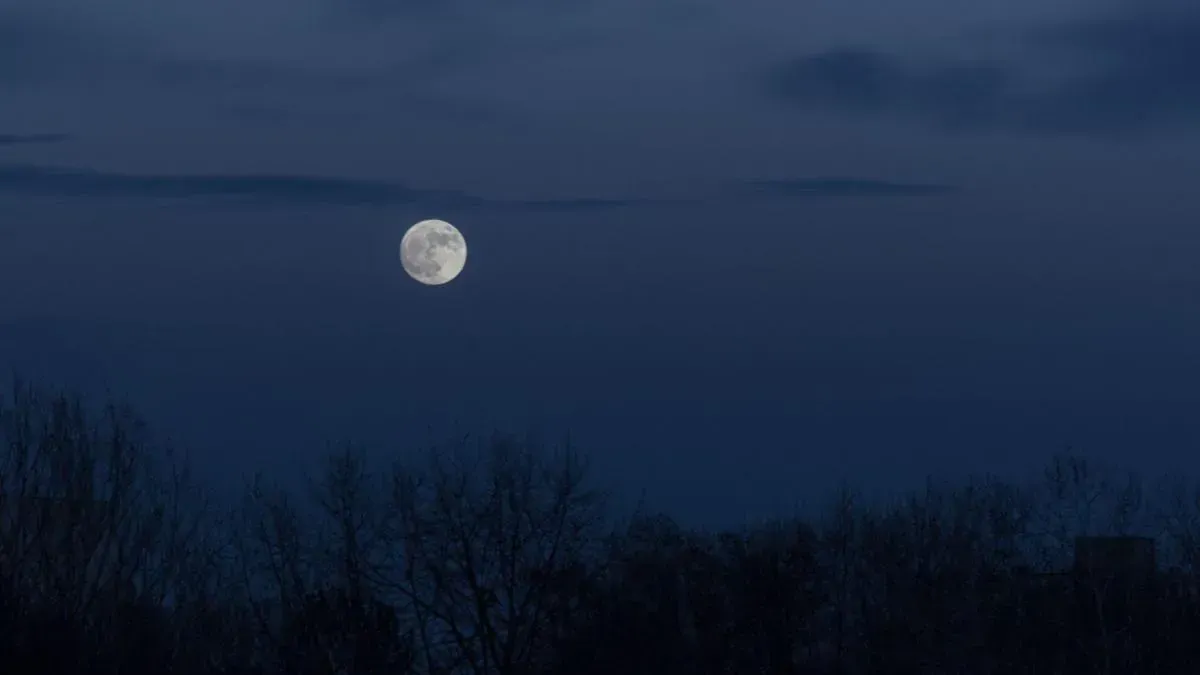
[2,0,1199,526]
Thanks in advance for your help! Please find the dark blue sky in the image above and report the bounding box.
[2,0,1200,526]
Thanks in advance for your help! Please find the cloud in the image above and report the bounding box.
[1023,4,1200,133]
[0,5,406,95]
[764,49,1014,132]
[330,0,551,23]
[763,3,1200,137]
[738,178,958,198]
[0,133,72,146]
[325,0,698,28]
[0,164,956,210]
[0,6,374,92]
[0,8,141,87]
[0,164,650,211]
[0,1,608,90]
[145,58,379,94]
[0,2,599,135]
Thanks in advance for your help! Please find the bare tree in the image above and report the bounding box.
[382,432,606,675]
[231,471,325,670]
[816,483,865,673]
[0,378,221,672]
[721,519,824,674]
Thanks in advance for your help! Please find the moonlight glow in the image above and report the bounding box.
[400,219,467,285]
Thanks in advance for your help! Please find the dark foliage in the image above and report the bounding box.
[2,379,1200,674]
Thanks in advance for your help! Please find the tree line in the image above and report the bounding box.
[1,378,1199,674]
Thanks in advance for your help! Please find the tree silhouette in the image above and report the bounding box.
[281,587,413,675]
[4,376,1200,674]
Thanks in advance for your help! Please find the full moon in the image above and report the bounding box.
[400,219,467,285]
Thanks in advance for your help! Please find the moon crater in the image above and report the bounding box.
[400,219,467,285]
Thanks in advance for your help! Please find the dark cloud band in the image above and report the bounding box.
[0,164,645,211]
[0,164,956,209]
[763,4,1200,137]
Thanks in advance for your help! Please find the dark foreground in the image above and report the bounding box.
[0,379,1197,675]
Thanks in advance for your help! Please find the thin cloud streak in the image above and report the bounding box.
[0,164,646,211]
[739,178,958,198]
[0,164,959,211]
[0,133,73,146]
